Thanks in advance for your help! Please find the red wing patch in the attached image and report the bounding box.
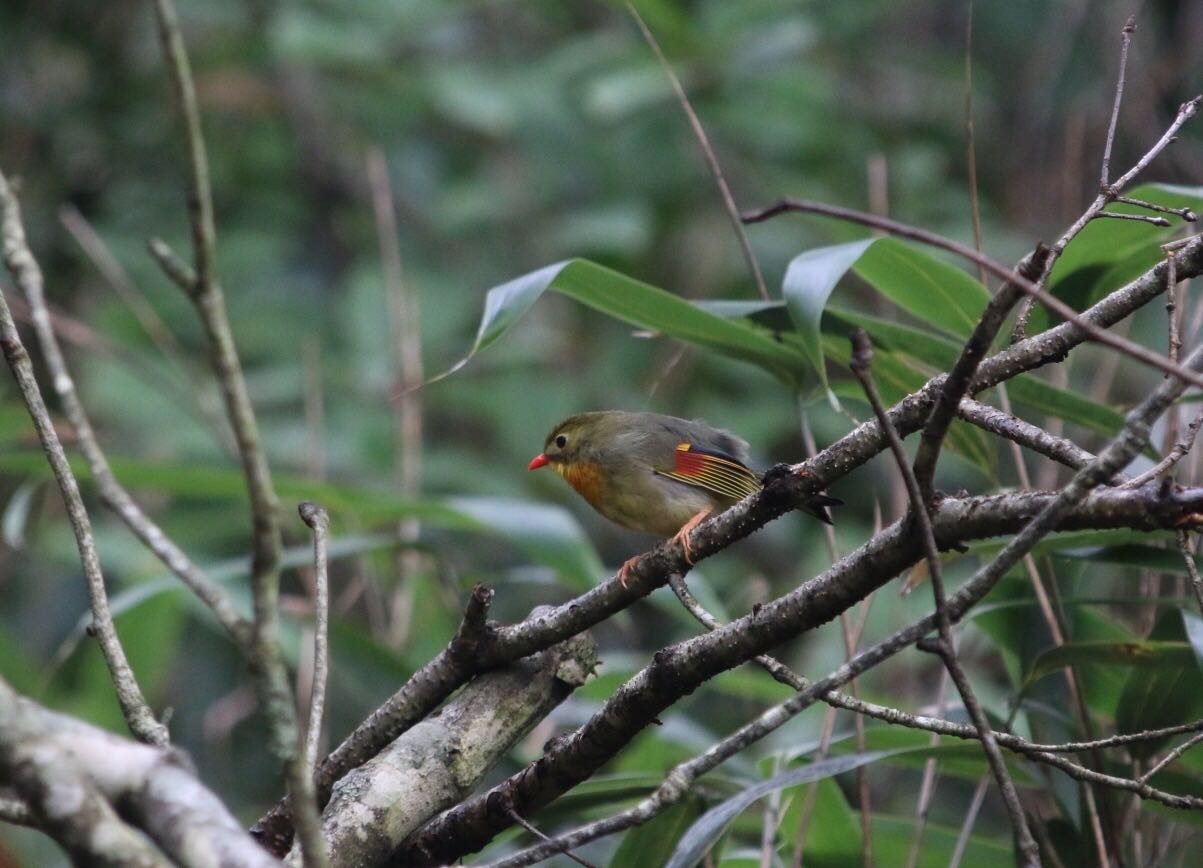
[657,442,762,500]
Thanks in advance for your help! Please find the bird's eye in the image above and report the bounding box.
[554,434,567,449]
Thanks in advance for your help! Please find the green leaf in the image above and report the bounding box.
[0,452,606,589]
[781,238,874,403]
[1182,610,1203,671]
[666,751,902,868]
[612,795,705,868]
[1048,184,1203,299]
[446,497,606,591]
[436,258,808,386]
[1022,640,1198,691]
[780,237,989,402]
[851,237,991,336]
[1053,543,1202,575]
[824,305,1129,439]
[1116,610,1203,759]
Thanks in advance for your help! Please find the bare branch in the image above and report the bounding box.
[298,623,596,868]
[298,502,331,773]
[0,171,166,746]
[0,675,276,867]
[1099,16,1137,187]
[148,0,324,861]
[3,176,251,647]
[849,329,1037,864]
[1096,211,1171,227]
[1112,195,1197,221]
[395,339,1203,864]
[956,398,1098,474]
[259,240,1203,852]
[1177,531,1203,615]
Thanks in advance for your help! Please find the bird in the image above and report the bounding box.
[528,410,841,584]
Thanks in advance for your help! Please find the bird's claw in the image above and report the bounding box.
[618,555,641,588]
[668,527,696,565]
[669,510,709,566]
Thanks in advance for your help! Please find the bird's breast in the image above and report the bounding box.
[555,461,608,509]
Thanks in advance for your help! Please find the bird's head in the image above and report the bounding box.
[528,413,607,471]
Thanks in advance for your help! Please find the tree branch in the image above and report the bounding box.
[148,0,324,861]
[850,329,1038,864]
[295,620,596,868]
[0,172,167,747]
[0,675,276,867]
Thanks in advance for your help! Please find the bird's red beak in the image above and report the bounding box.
[528,453,549,470]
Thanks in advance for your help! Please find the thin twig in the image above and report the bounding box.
[504,807,598,868]
[849,329,1038,865]
[58,205,189,379]
[903,660,952,868]
[366,147,426,649]
[665,580,1202,755]
[1054,95,1199,263]
[0,171,167,747]
[2,175,251,647]
[794,406,873,868]
[1095,211,1170,227]
[58,203,236,452]
[1138,730,1203,784]
[627,2,768,301]
[1099,17,1137,187]
[963,0,988,286]
[955,398,1099,474]
[1113,195,1197,221]
[912,247,1049,500]
[299,502,331,772]
[1120,408,1203,488]
[949,777,990,868]
[1176,531,1203,615]
[149,0,325,863]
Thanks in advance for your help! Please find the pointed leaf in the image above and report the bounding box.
[665,751,901,868]
[437,258,808,386]
[612,795,705,868]
[781,238,875,402]
[1116,611,1203,758]
[1022,640,1198,692]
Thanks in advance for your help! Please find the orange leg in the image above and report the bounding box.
[617,510,710,588]
[617,554,642,588]
[668,510,711,565]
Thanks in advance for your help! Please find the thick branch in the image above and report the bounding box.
[0,676,276,867]
[297,623,596,868]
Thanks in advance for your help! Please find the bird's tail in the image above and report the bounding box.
[800,493,843,526]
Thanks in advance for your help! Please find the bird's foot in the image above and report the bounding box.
[618,555,642,588]
[668,510,711,565]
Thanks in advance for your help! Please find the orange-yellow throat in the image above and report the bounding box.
[555,461,607,509]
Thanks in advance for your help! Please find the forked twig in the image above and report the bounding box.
[849,329,1038,864]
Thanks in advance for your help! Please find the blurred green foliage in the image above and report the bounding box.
[1,1,1203,865]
